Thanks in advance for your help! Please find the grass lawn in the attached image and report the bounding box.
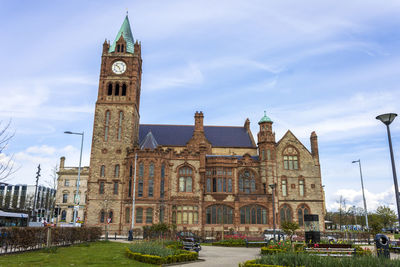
[0,241,156,267]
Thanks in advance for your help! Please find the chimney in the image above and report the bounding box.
[194,111,204,132]
[310,131,319,160]
[60,156,65,169]
[244,118,250,132]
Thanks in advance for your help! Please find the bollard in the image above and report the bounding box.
[115,233,117,240]
[46,227,52,248]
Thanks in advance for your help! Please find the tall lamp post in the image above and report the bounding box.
[352,159,369,229]
[269,183,276,240]
[64,131,84,226]
[376,113,400,226]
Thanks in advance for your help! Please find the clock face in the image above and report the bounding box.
[112,61,126,74]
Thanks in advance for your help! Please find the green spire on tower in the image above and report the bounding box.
[258,110,273,124]
[109,15,135,53]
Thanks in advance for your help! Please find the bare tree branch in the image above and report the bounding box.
[0,120,16,181]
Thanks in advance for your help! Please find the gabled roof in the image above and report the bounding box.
[140,131,158,150]
[277,130,312,155]
[139,124,256,148]
[109,15,135,53]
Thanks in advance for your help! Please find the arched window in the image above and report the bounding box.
[107,83,112,96]
[148,163,154,197]
[122,84,127,96]
[206,205,233,224]
[138,179,143,197]
[121,44,124,52]
[62,193,68,203]
[160,164,165,198]
[114,165,120,178]
[100,165,105,177]
[108,211,113,223]
[139,163,144,178]
[100,210,105,223]
[115,83,120,96]
[125,207,130,224]
[146,208,153,223]
[282,179,287,197]
[297,204,310,227]
[136,208,143,223]
[299,179,305,196]
[61,210,67,221]
[118,111,123,140]
[283,146,299,170]
[240,205,268,224]
[178,166,193,192]
[239,169,256,193]
[117,44,120,52]
[104,111,110,141]
[280,204,292,223]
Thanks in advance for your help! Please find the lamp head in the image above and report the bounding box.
[269,184,276,189]
[64,131,73,134]
[352,160,359,164]
[376,113,397,126]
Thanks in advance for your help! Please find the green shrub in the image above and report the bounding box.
[239,259,287,267]
[125,247,198,265]
[129,241,177,257]
[261,247,286,255]
[212,238,247,247]
[253,252,400,267]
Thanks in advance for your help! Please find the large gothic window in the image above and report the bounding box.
[283,146,299,170]
[280,204,292,223]
[297,204,310,227]
[239,169,256,193]
[178,166,193,192]
[115,83,120,95]
[160,164,165,198]
[122,84,127,96]
[172,205,199,224]
[206,205,233,224]
[240,205,268,224]
[205,168,233,193]
[136,208,143,223]
[148,163,154,197]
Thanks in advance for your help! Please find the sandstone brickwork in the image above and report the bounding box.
[81,15,326,235]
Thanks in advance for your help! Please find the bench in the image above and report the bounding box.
[305,247,356,257]
[391,247,400,253]
[245,238,268,248]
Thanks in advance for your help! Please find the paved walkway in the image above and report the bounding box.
[173,246,260,267]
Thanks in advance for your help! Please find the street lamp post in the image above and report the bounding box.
[64,131,84,226]
[352,159,369,229]
[376,113,400,226]
[269,183,276,240]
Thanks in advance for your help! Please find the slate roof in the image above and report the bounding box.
[139,124,256,148]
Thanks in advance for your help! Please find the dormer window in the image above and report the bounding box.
[121,44,124,52]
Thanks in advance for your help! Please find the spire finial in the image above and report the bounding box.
[126,9,128,16]
[264,110,266,116]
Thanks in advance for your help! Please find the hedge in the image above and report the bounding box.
[239,259,288,267]
[212,238,266,247]
[125,247,198,265]
[0,227,102,253]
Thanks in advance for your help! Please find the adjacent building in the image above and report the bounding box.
[55,156,89,223]
[0,183,56,222]
[79,15,326,235]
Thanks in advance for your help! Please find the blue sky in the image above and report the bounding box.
[1,0,400,212]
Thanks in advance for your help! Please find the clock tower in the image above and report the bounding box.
[85,15,142,230]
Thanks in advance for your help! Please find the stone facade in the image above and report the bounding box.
[83,15,326,235]
[55,156,89,223]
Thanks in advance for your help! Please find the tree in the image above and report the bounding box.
[0,121,16,181]
[376,205,397,229]
[45,164,59,223]
[368,213,384,235]
[281,221,299,242]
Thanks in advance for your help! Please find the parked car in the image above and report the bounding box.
[263,229,287,241]
[176,231,202,243]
